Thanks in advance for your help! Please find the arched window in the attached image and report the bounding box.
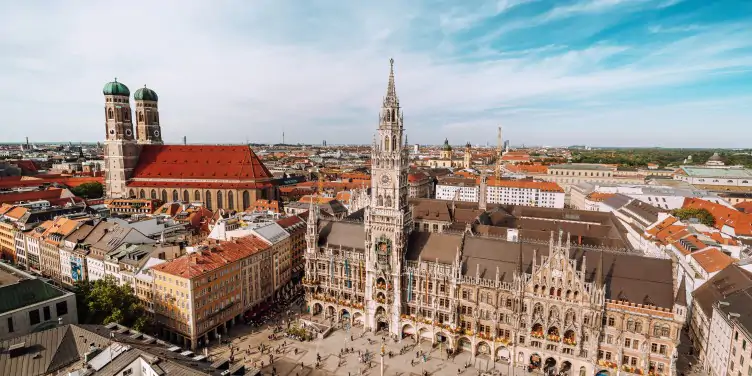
[549,287,555,296]
[216,191,223,209]
[242,191,250,210]
[634,321,643,333]
[183,190,189,202]
[391,109,395,121]
[139,189,146,199]
[172,190,179,202]
[138,112,144,122]
[161,190,167,202]
[108,108,114,119]
[227,191,234,210]
[653,325,661,337]
[123,109,130,120]
[205,190,212,210]
[627,320,635,332]
[377,195,383,206]
[194,190,201,201]
[128,189,135,198]
[150,189,157,199]
[661,326,670,337]
[557,288,562,297]
[384,137,389,152]
[392,135,397,151]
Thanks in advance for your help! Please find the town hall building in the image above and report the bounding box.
[303,60,685,376]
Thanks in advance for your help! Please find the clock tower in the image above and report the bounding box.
[364,59,412,334]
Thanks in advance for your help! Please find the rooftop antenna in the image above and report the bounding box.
[182,136,187,145]
[283,130,285,145]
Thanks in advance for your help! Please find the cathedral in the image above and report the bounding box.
[102,80,275,209]
[303,60,685,376]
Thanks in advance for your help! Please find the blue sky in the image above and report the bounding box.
[1,0,751,147]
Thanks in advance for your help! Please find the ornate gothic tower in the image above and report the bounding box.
[365,59,412,334]
[134,86,163,144]
[103,79,140,198]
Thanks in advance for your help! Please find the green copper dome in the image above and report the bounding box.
[442,138,452,151]
[134,86,158,101]
[103,79,130,96]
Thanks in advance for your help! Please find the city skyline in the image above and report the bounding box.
[1,0,751,147]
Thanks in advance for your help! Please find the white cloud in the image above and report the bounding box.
[0,1,750,146]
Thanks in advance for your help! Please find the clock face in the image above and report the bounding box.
[380,174,391,184]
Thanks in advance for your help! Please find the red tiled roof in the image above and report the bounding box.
[0,188,66,205]
[408,172,429,182]
[734,201,752,213]
[691,248,734,274]
[131,145,272,181]
[0,176,102,189]
[683,198,752,236]
[152,235,269,279]
[127,181,272,189]
[276,215,304,229]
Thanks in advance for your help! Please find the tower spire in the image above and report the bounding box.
[384,58,398,107]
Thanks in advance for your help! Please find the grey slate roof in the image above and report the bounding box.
[406,233,676,309]
[0,324,244,376]
[317,221,366,251]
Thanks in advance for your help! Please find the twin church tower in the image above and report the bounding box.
[102,80,162,198]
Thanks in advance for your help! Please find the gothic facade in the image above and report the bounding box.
[303,60,685,376]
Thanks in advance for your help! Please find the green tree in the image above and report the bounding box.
[73,275,152,331]
[70,182,104,198]
[671,208,716,227]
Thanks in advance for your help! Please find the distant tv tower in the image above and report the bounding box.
[183,136,187,145]
[283,131,285,144]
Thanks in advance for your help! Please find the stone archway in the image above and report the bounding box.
[560,361,572,376]
[326,305,336,319]
[374,306,389,333]
[547,326,560,342]
[312,303,323,315]
[353,312,364,326]
[435,331,452,348]
[476,341,491,356]
[418,327,431,343]
[340,309,350,322]
[544,357,557,376]
[402,324,416,339]
[496,346,510,362]
[529,353,541,370]
[458,337,472,352]
[595,370,609,376]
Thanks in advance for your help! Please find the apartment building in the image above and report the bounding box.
[249,222,293,297]
[435,176,565,208]
[0,219,15,262]
[151,236,274,349]
[39,217,81,282]
[277,215,306,281]
[691,265,752,374]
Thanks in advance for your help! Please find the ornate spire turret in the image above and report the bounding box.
[384,58,398,107]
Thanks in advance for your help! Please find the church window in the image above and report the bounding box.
[161,190,167,202]
[377,195,383,206]
[108,109,114,119]
[242,191,250,210]
[227,191,234,210]
[391,109,395,121]
[183,190,189,202]
[172,190,178,202]
[217,191,223,209]
[194,190,201,201]
[549,287,555,296]
[123,109,130,120]
[205,190,212,210]
[129,189,135,198]
[150,189,157,199]
[385,195,392,207]
[384,137,389,152]
[557,288,562,297]
[392,135,397,151]
[139,189,145,199]
[138,112,144,122]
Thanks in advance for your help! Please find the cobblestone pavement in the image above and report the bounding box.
[204,302,526,376]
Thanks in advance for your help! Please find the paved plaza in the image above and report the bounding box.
[205,304,525,376]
